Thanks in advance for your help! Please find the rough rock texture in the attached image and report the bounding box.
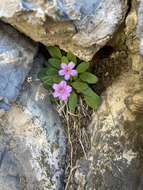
[73,1,143,189]
[0,0,128,61]
[0,55,66,190]
[1,1,143,190]
[0,21,36,110]
[0,19,66,190]
[137,0,143,56]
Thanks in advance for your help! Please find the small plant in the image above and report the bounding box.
[38,46,100,112]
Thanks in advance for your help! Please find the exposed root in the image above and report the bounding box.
[56,98,92,189]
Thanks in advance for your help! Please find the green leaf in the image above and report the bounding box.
[48,58,61,69]
[67,52,77,64]
[42,76,53,85]
[38,67,59,85]
[43,82,51,90]
[61,56,69,64]
[42,75,53,82]
[68,92,78,113]
[72,75,78,81]
[46,67,58,75]
[72,81,98,95]
[84,93,100,109]
[38,68,49,80]
[71,82,89,95]
[79,72,98,84]
[52,76,63,83]
[40,75,62,85]
[38,69,54,83]
[76,62,90,73]
[47,46,62,58]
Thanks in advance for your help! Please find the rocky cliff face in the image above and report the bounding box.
[0,22,36,110]
[0,0,128,61]
[73,0,143,189]
[0,0,143,190]
[0,22,66,190]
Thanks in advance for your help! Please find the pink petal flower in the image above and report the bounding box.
[60,80,67,86]
[53,92,59,98]
[61,63,67,69]
[58,70,65,76]
[60,95,68,101]
[68,61,75,69]
[52,84,59,90]
[64,74,70,80]
[52,81,72,101]
[71,70,77,76]
[58,62,78,81]
[66,86,72,93]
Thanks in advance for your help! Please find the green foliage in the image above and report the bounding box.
[79,72,98,84]
[41,76,53,86]
[38,68,49,80]
[48,58,61,69]
[39,46,100,113]
[71,81,89,95]
[76,62,89,73]
[67,52,77,64]
[68,91,78,113]
[71,81,100,108]
[47,46,62,58]
[61,56,68,64]
[84,94,100,109]
[43,75,62,84]
[46,67,58,76]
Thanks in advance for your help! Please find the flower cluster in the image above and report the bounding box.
[52,62,77,101]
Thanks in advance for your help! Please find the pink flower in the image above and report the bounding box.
[59,62,77,80]
[52,81,72,101]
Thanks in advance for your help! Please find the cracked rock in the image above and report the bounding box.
[0,0,128,60]
[0,21,37,110]
[0,55,66,190]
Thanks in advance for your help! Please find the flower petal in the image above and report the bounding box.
[53,92,59,98]
[52,84,59,90]
[71,70,77,76]
[66,86,72,93]
[61,63,67,69]
[53,80,72,101]
[64,74,70,80]
[59,70,65,76]
[61,94,68,101]
[60,80,67,87]
[68,61,75,69]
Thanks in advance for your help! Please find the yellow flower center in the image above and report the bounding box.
[65,67,71,73]
[59,87,65,93]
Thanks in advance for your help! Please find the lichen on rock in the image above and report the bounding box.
[72,0,143,189]
[0,27,66,189]
[0,21,37,110]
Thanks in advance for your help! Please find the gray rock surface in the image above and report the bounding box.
[73,75,143,190]
[73,1,143,189]
[0,55,66,190]
[137,0,143,56]
[0,21,36,110]
[0,0,128,60]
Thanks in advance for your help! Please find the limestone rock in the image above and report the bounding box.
[0,0,128,60]
[137,0,143,56]
[0,55,66,190]
[73,1,143,189]
[74,74,143,190]
[0,21,37,110]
